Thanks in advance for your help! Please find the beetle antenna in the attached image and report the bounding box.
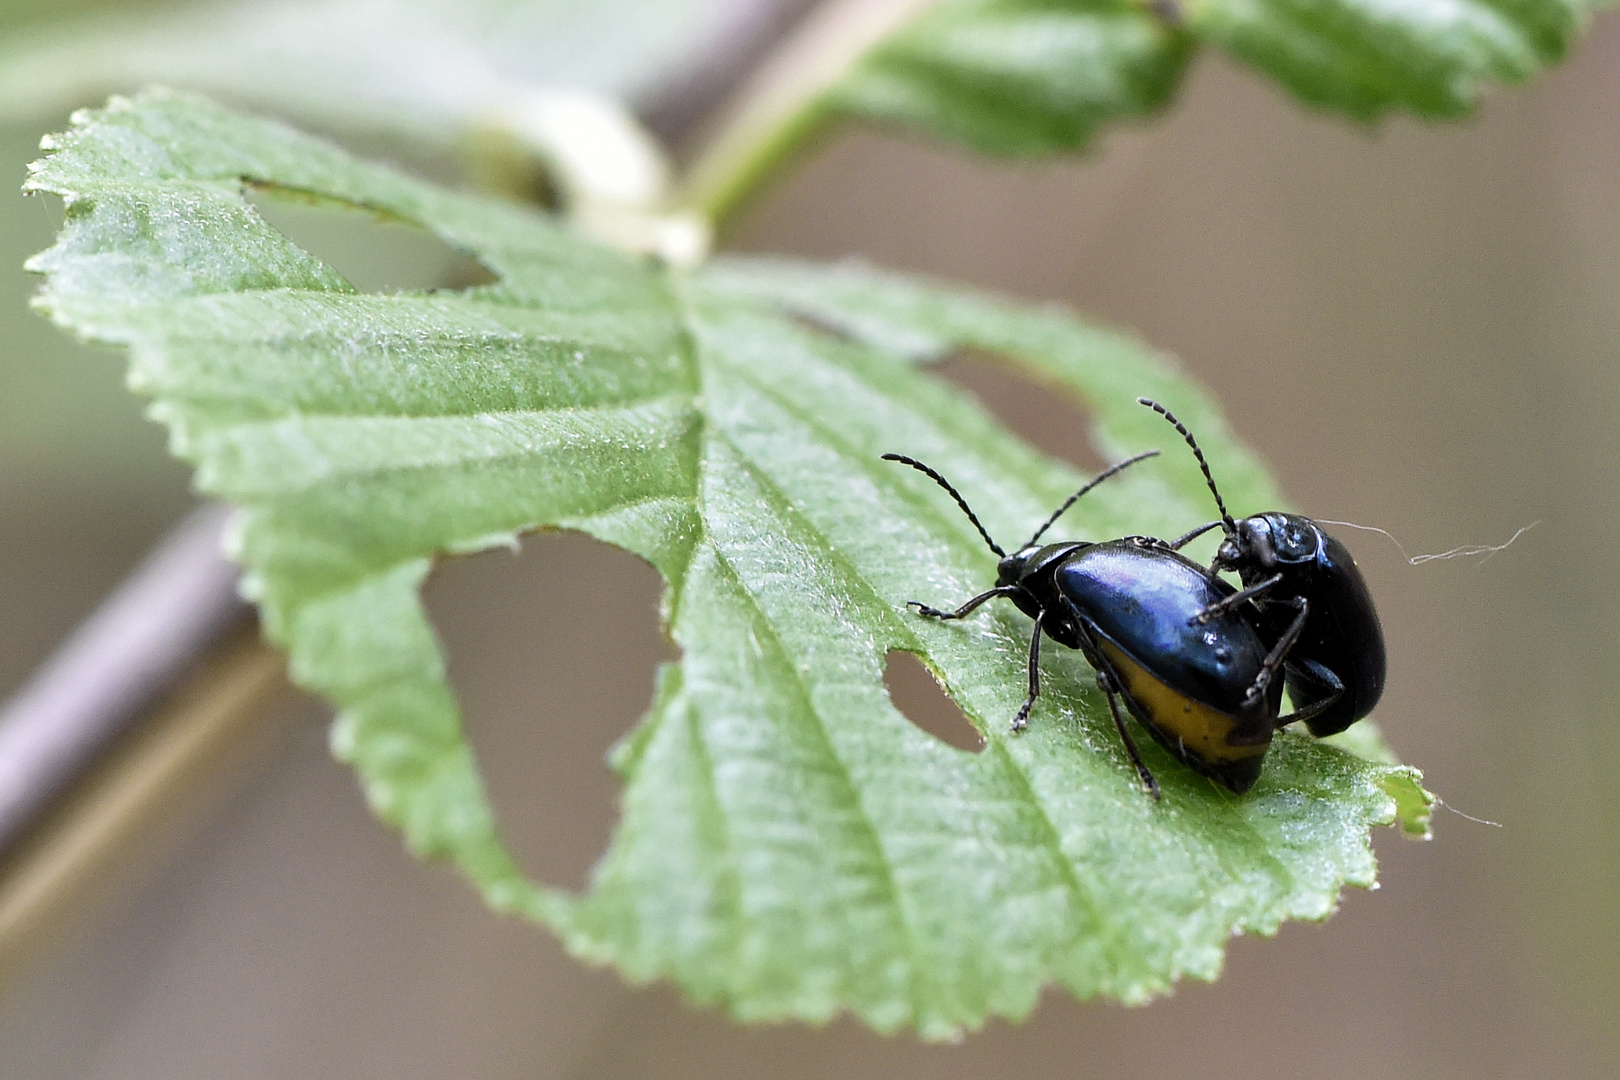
[1024,449,1160,548]
[882,454,1006,557]
[1137,398,1236,534]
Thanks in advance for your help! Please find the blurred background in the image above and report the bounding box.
[0,1,1616,1077]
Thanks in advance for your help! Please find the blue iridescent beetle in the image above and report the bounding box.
[1138,398,1385,740]
[884,449,1304,797]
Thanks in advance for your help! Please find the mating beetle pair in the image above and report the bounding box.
[886,398,1384,797]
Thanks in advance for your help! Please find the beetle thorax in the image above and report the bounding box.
[998,541,1091,590]
[1218,513,1320,575]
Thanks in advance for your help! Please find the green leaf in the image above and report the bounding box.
[1184,0,1601,118]
[830,1,1193,156]
[27,90,1430,1037]
[831,0,1605,155]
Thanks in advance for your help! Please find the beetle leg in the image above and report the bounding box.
[1275,658,1345,728]
[1192,571,1284,625]
[908,585,1022,621]
[1096,670,1161,800]
[1011,609,1046,731]
[1243,594,1309,706]
[1166,520,1224,551]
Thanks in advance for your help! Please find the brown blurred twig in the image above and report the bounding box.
[0,627,294,975]
[0,503,250,855]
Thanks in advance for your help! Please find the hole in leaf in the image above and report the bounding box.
[245,185,497,293]
[935,350,1106,474]
[884,649,984,753]
[424,530,676,892]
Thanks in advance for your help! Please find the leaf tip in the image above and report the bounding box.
[1384,769,1435,840]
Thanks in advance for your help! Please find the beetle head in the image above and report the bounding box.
[1216,512,1320,572]
[996,545,1041,589]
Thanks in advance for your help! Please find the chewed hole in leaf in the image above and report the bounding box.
[884,649,984,753]
[935,351,1106,474]
[245,184,497,294]
[424,530,676,892]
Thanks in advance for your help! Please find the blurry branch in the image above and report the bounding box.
[0,628,294,977]
[0,504,249,854]
[642,0,824,154]
[0,0,818,868]
[676,0,934,227]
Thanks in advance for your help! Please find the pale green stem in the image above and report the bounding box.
[678,0,939,229]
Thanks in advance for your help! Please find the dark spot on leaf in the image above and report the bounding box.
[1147,0,1184,26]
[424,530,676,891]
[884,649,984,753]
[935,350,1106,474]
[245,184,497,293]
[785,306,860,344]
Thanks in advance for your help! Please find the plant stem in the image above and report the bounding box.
[0,630,295,976]
[0,503,249,854]
[677,0,937,229]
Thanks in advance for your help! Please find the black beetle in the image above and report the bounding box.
[1138,398,1386,737]
[885,450,1305,797]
